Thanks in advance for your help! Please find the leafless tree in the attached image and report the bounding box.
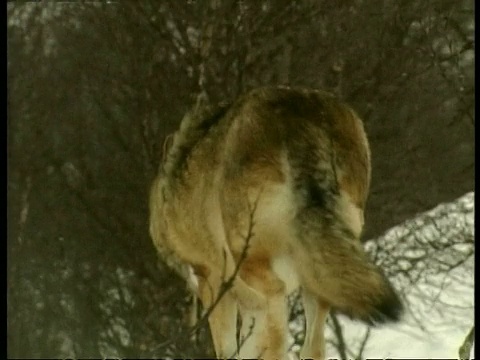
[7,1,473,357]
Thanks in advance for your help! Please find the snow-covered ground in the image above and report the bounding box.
[289,192,474,359]
[332,256,474,359]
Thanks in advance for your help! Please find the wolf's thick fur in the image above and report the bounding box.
[149,86,403,359]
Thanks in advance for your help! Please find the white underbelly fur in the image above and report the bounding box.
[272,255,300,294]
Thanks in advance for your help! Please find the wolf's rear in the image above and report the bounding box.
[219,87,403,323]
[150,86,403,359]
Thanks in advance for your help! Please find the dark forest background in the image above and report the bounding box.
[7,1,473,358]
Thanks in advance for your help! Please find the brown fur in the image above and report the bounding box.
[149,86,403,359]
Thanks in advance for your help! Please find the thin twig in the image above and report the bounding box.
[330,312,348,360]
[356,327,371,360]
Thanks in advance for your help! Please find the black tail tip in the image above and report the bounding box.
[365,284,404,325]
[337,287,404,326]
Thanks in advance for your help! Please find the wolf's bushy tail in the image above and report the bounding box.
[295,200,403,324]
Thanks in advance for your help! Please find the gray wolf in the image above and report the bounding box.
[149,86,403,359]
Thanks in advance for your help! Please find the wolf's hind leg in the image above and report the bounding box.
[238,258,289,360]
[300,289,329,360]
